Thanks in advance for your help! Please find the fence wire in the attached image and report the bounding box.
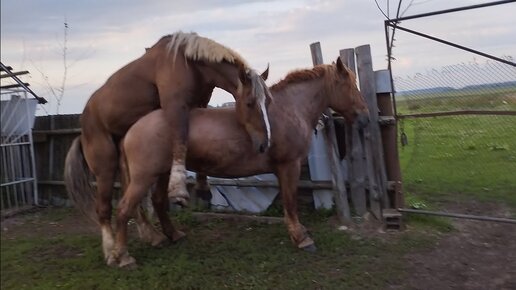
[393,57,516,199]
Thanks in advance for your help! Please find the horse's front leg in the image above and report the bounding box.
[164,104,190,207]
[276,159,317,252]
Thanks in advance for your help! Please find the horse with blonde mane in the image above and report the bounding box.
[111,57,369,268]
[64,32,272,266]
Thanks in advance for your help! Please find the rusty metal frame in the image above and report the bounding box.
[383,1,516,225]
[384,0,516,116]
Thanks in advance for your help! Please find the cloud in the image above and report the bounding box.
[1,0,515,114]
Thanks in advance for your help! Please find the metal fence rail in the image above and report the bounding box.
[1,93,39,212]
[1,63,44,214]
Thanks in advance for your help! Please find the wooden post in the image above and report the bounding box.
[310,42,351,223]
[339,48,367,216]
[375,69,403,209]
[355,45,387,219]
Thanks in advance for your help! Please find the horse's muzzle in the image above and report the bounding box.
[357,113,370,129]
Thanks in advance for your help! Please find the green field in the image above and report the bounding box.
[396,88,516,208]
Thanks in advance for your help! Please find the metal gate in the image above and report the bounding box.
[1,62,46,214]
[384,1,516,222]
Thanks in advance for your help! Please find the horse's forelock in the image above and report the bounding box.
[166,32,248,67]
[248,69,272,146]
[249,70,272,103]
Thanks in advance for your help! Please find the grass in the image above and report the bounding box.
[396,88,516,208]
[1,208,438,290]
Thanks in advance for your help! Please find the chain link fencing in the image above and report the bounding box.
[393,56,516,204]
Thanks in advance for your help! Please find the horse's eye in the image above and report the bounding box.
[246,102,254,108]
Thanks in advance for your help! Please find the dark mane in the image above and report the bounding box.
[271,65,330,91]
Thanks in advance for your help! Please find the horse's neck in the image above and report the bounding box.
[197,62,240,96]
[271,79,328,129]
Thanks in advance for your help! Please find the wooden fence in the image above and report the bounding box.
[31,43,403,227]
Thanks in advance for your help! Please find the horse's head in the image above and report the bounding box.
[328,57,369,128]
[235,65,272,153]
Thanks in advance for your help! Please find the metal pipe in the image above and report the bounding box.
[0,62,47,104]
[389,0,515,22]
[398,110,516,119]
[386,24,516,67]
[398,208,516,224]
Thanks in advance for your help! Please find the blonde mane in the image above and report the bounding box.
[166,32,248,67]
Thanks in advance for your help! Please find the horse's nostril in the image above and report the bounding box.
[259,143,266,153]
[359,114,370,128]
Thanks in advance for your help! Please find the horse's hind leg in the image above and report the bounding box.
[153,174,186,242]
[276,160,316,252]
[81,134,118,265]
[119,140,167,247]
[112,179,153,269]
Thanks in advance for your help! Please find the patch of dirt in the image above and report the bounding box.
[1,207,97,240]
[390,200,516,290]
[29,244,85,262]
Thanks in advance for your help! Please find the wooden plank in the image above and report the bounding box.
[33,128,82,135]
[38,179,334,190]
[339,49,356,72]
[376,69,402,209]
[310,42,351,223]
[339,48,367,216]
[378,116,396,125]
[355,45,387,219]
[191,212,283,224]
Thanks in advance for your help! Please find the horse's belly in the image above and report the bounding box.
[186,156,272,178]
[186,140,271,178]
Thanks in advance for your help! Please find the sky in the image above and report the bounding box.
[1,0,515,115]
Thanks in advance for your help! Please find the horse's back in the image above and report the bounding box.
[82,52,161,136]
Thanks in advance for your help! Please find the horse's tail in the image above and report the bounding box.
[64,136,98,224]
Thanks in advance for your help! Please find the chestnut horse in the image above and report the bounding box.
[102,57,369,267]
[64,32,272,265]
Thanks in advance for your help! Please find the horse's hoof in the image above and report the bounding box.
[172,230,186,243]
[195,189,212,202]
[297,236,316,253]
[170,196,189,208]
[302,243,317,253]
[151,234,169,248]
[106,255,118,267]
[118,255,137,269]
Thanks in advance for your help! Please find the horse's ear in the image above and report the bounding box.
[261,64,269,81]
[336,57,347,74]
[239,67,250,85]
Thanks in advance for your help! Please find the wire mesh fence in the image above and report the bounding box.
[393,57,516,201]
